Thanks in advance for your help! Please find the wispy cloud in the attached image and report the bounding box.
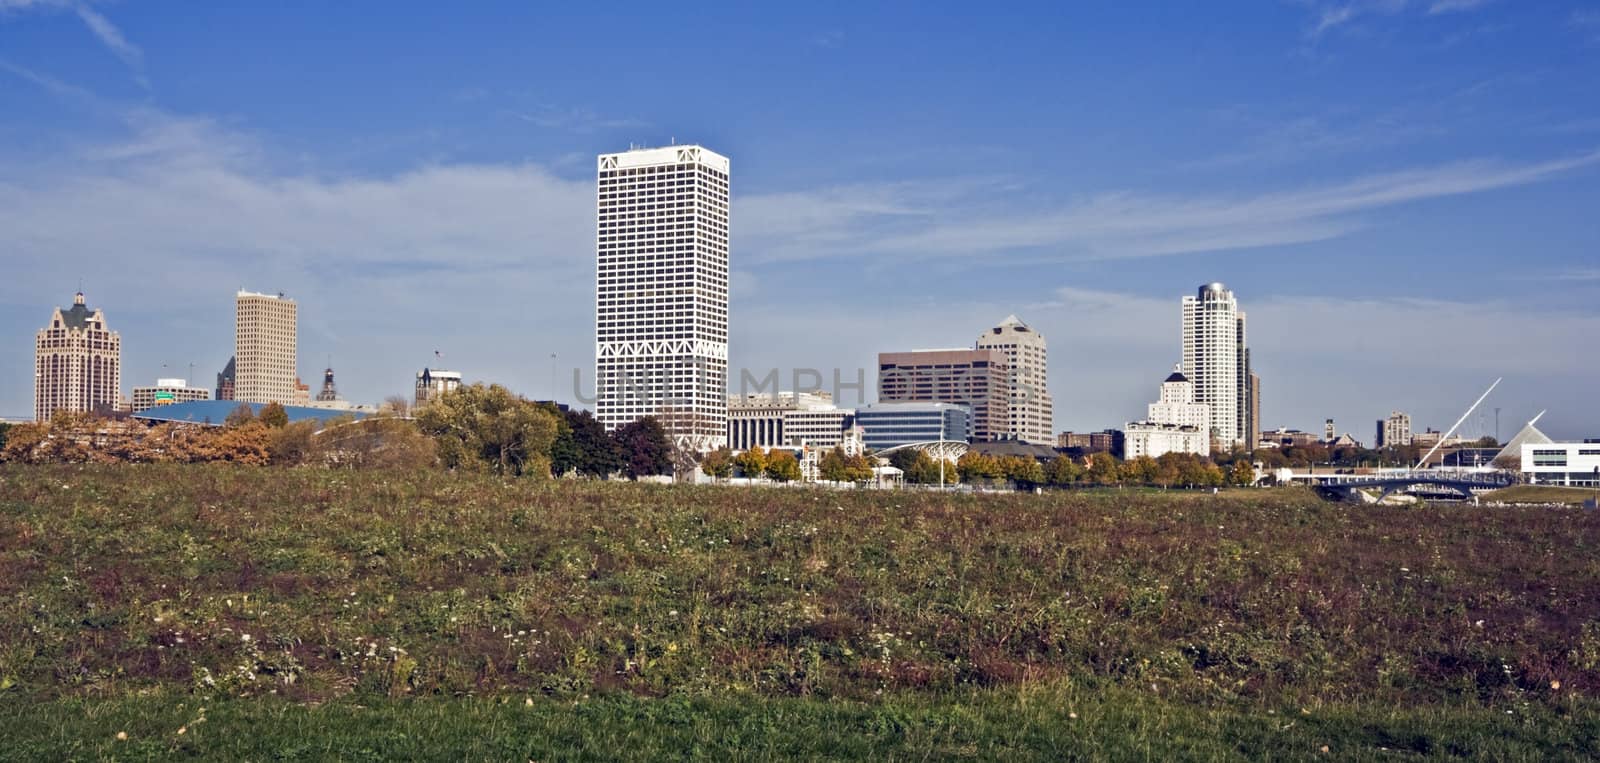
[738,149,1600,264]
[1428,0,1491,14]
[508,105,647,134]
[0,1,148,87]
[1573,10,1600,44]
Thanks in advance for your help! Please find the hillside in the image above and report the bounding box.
[1,465,1597,758]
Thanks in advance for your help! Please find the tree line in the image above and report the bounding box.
[0,384,676,480]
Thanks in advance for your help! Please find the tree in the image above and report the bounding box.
[819,446,870,482]
[0,422,10,452]
[0,422,48,463]
[611,417,672,479]
[701,447,734,480]
[1000,455,1045,487]
[314,417,437,470]
[258,402,290,428]
[414,383,560,477]
[733,446,768,478]
[957,452,1003,483]
[1229,459,1255,487]
[1087,452,1122,486]
[1045,455,1082,486]
[1124,455,1158,485]
[1153,454,1183,489]
[268,420,320,465]
[765,449,802,482]
[563,410,623,478]
[224,403,257,427]
[382,396,411,417]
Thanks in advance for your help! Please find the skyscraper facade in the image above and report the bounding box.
[595,145,730,451]
[34,292,121,422]
[234,290,298,405]
[1181,283,1250,447]
[975,315,1053,443]
[877,348,1008,442]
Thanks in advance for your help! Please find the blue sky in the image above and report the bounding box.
[2,1,1597,440]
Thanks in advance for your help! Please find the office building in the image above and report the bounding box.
[234,290,298,405]
[725,391,852,451]
[131,378,210,413]
[1122,366,1211,459]
[1522,442,1600,487]
[878,348,1007,442]
[415,368,463,407]
[975,315,1053,443]
[1056,431,1118,453]
[1249,372,1262,448]
[1181,283,1250,447]
[34,291,122,422]
[215,357,236,401]
[856,401,971,452]
[1377,411,1412,448]
[594,144,730,451]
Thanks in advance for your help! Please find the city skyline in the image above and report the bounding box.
[2,3,1597,438]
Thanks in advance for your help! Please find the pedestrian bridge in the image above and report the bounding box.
[1282,469,1514,502]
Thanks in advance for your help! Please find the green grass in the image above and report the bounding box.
[2,464,1599,758]
[1484,484,1599,505]
[3,689,1595,761]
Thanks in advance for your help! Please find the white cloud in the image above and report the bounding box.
[74,5,141,70]
[1428,0,1492,14]
[737,150,1600,264]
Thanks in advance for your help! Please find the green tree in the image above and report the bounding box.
[258,402,290,428]
[1154,454,1182,489]
[765,449,802,482]
[1229,459,1255,487]
[819,446,871,482]
[957,452,1003,483]
[414,383,560,477]
[733,446,768,478]
[565,410,623,478]
[1045,455,1082,486]
[1087,452,1122,486]
[611,417,672,479]
[0,422,10,452]
[701,447,735,480]
[1000,455,1045,487]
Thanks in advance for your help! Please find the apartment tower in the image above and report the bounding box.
[975,315,1053,443]
[1181,283,1251,447]
[595,145,730,451]
[234,290,298,405]
[34,291,121,422]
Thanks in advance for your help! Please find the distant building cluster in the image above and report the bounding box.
[19,141,1591,489]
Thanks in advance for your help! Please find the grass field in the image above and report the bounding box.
[1483,484,1599,505]
[2,464,1598,759]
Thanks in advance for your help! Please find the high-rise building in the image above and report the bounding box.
[131,378,210,412]
[877,349,1008,442]
[1181,283,1249,447]
[215,356,236,402]
[234,291,298,405]
[1249,372,1262,448]
[975,315,1053,444]
[595,144,730,451]
[34,292,121,422]
[1377,410,1413,448]
[415,367,462,407]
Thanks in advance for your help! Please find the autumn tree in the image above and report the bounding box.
[700,447,735,480]
[315,417,437,470]
[733,446,768,478]
[1229,459,1255,487]
[999,455,1045,487]
[764,449,802,482]
[224,403,257,427]
[1086,452,1122,486]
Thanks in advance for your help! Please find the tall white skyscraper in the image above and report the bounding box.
[1181,283,1250,447]
[975,315,1053,443]
[234,290,298,405]
[594,145,730,451]
[35,291,121,422]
